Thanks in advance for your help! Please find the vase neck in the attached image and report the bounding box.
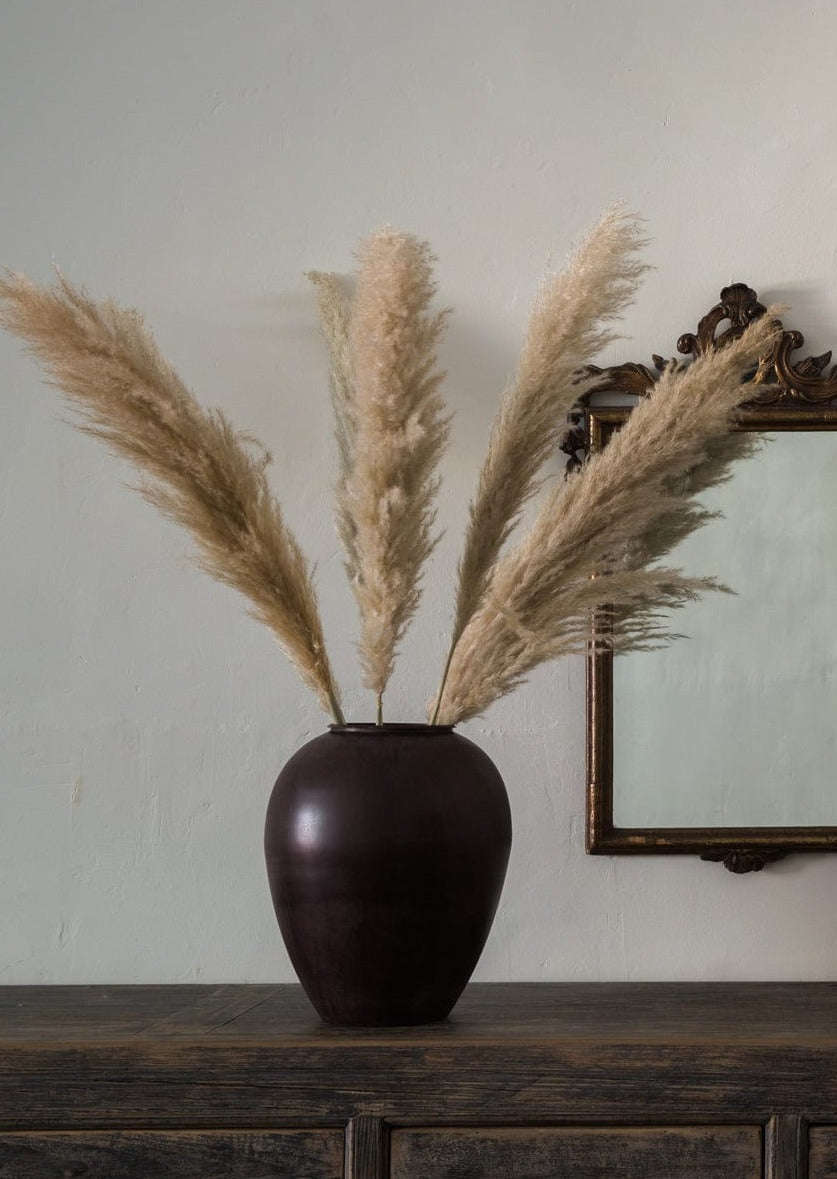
[328,723,455,735]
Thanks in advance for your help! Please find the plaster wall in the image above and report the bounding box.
[2,0,837,984]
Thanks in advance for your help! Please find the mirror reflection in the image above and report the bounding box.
[612,428,837,828]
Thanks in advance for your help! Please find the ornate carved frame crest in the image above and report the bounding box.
[583,284,837,872]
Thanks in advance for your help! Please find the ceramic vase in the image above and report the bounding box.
[264,723,512,1026]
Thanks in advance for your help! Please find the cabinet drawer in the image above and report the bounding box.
[390,1126,762,1178]
[809,1127,837,1177]
[0,1130,344,1178]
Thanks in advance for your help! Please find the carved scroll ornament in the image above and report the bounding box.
[562,283,837,471]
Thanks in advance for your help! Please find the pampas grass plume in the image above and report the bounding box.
[344,228,450,719]
[450,206,649,644]
[0,271,345,724]
[434,309,783,724]
[0,210,781,733]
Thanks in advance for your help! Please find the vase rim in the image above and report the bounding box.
[329,722,455,735]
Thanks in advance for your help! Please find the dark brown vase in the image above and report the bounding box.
[264,723,512,1026]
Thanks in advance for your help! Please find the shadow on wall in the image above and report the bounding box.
[239,282,556,479]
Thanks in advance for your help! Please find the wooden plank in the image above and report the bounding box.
[2,1040,837,1128]
[0,985,283,1041]
[0,985,215,1040]
[390,1126,762,1178]
[5,983,837,1046]
[766,1114,807,1179]
[807,1125,837,1177]
[0,1130,344,1178]
[2,984,837,1148]
[345,1116,388,1179]
[134,985,280,1038]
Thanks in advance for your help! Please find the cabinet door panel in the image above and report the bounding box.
[809,1127,837,1177]
[0,1129,344,1179]
[390,1125,761,1178]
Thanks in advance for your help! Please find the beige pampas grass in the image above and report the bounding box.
[430,207,648,721]
[433,310,782,725]
[451,208,648,638]
[0,272,345,724]
[344,229,450,720]
[617,428,763,573]
[1,213,781,732]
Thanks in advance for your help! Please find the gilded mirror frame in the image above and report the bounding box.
[577,283,837,872]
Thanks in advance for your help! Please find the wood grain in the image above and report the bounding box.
[344,1117,387,1179]
[1,983,835,1178]
[0,1130,344,1179]
[4,981,837,1043]
[0,985,283,1042]
[766,1115,807,1179]
[390,1126,762,1179]
[807,1126,837,1177]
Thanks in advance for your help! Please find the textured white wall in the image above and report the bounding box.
[2,0,837,985]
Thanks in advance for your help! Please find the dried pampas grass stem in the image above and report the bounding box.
[0,272,345,724]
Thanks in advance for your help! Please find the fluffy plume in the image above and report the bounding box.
[449,207,649,647]
[434,310,782,724]
[2,218,782,732]
[618,427,763,573]
[0,272,344,723]
[306,270,358,577]
[345,228,450,715]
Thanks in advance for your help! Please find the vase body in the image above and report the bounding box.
[264,723,512,1026]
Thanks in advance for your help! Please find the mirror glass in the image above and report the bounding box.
[612,427,837,828]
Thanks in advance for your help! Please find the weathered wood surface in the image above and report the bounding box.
[1,982,835,1178]
[808,1126,837,1178]
[766,1115,808,1179]
[3,981,837,1042]
[0,984,284,1041]
[0,1130,344,1178]
[5,1040,837,1128]
[344,1116,388,1179]
[390,1126,762,1178]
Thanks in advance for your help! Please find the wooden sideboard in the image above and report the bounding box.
[1,982,836,1178]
